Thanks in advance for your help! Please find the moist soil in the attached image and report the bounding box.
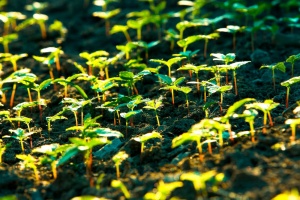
[1,0,300,199]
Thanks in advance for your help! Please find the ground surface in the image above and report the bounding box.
[1,0,300,199]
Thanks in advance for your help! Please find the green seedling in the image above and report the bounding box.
[58,137,110,186]
[110,24,131,42]
[214,98,256,141]
[93,8,121,36]
[4,128,35,152]
[0,12,26,35]
[211,53,235,84]
[16,13,49,39]
[132,40,160,61]
[33,143,70,179]
[133,131,162,153]
[246,99,279,134]
[179,0,208,19]
[111,179,131,199]
[112,151,128,179]
[127,18,149,41]
[234,3,265,25]
[25,2,48,13]
[242,109,258,142]
[125,58,147,72]
[285,118,300,143]
[116,42,136,60]
[143,98,163,126]
[207,82,232,113]
[176,20,196,40]
[245,20,264,51]
[46,111,67,134]
[178,86,192,113]
[286,53,300,77]
[164,28,179,51]
[0,33,18,53]
[93,0,119,12]
[16,154,39,181]
[40,47,64,73]
[177,35,201,52]
[53,74,88,99]
[198,33,220,58]
[260,62,286,90]
[273,188,300,200]
[180,170,224,198]
[80,50,109,76]
[91,78,116,102]
[49,20,67,43]
[0,53,28,72]
[202,100,217,118]
[260,22,279,43]
[156,74,185,105]
[0,139,8,163]
[150,57,185,77]
[117,70,150,96]
[177,63,207,92]
[281,76,300,108]
[217,25,245,51]
[120,110,142,136]
[144,180,183,200]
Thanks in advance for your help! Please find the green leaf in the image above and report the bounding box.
[57,146,79,166]
[119,71,134,80]
[156,74,172,85]
[281,76,300,87]
[120,110,142,120]
[174,77,185,86]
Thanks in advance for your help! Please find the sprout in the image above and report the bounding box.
[112,151,128,179]
[93,9,121,36]
[260,62,286,90]
[133,131,162,153]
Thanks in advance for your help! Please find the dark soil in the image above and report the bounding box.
[1,0,300,199]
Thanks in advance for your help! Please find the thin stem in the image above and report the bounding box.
[10,83,16,108]
[286,87,290,108]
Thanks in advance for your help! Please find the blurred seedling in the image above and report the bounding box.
[0,33,18,53]
[133,131,162,153]
[177,35,201,52]
[49,20,67,43]
[120,110,142,136]
[285,118,300,143]
[0,12,26,35]
[0,53,28,71]
[16,154,39,181]
[217,25,245,51]
[164,28,179,51]
[207,82,232,113]
[177,86,192,114]
[132,40,160,61]
[111,179,131,199]
[198,33,220,58]
[0,139,9,163]
[126,11,150,40]
[286,53,300,77]
[144,180,183,200]
[112,151,128,179]
[25,1,48,13]
[46,111,67,134]
[93,8,121,36]
[272,188,300,200]
[40,47,64,74]
[143,98,163,126]
[211,53,235,84]
[4,128,35,152]
[150,57,185,77]
[116,42,136,60]
[260,62,286,90]
[110,25,131,42]
[281,76,300,108]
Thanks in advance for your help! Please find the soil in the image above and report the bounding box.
[1,0,300,199]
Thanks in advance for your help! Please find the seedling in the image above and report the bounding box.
[16,13,49,39]
[46,111,67,134]
[150,57,185,77]
[144,180,183,200]
[112,151,128,179]
[176,20,196,40]
[93,8,121,36]
[127,18,149,40]
[111,180,131,199]
[16,154,39,181]
[143,98,163,126]
[156,74,185,105]
[120,110,142,136]
[246,99,279,134]
[260,62,286,90]
[281,76,300,108]
[132,40,160,61]
[0,12,26,35]
[0,139,8,163]
[49,20,67,43]
[178,86,192,113]
[91,78,116,102]
[207,82,232,113]
[117,70,150,95]
[133,131,162,153]
[0,33,18,53]
[286,53,300,77]
[217,25,245,51]
[198,33,220,58]
[211,53,235,84]
[164,28,179,51]
[177,63,207,92]
[242,109,258,142]
[25,1,48,13]
[0,53,28,72]
[4,128,35,153]
[285,118,300,143]
[110,25,131,42]
[116,42,136,60]
[177,35,201,52]
[93,0,119,12]
[40,47,64,73]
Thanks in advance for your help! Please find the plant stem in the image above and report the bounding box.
[249,121,255,142]
[10,83,16,108]
[286,87,290,108]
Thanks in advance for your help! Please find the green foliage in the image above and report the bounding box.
[260,62,286,90]
[133,131,162,153]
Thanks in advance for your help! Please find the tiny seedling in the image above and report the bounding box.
[286,53,300,77]
[112,151,128,179]
[111,180,131,199]
[127,17,149,40]
[110,24,131,42]
[0,53,28,71]
[93,8,121,36]
[133,131,162,153]
[0,33,18,53]
[144,180,183,200]
[246,99,279,134]
[178,86,192,113]
[177,35,201,52]
[150,57,185,77]
[285,118,300,143]
[79,50,109,76]
[143,98,163,126]
[176,20,196,40]
[25,1,48,13]
[4,128,36,152]
[0,11,26,35]
[211,53,236,84]
[0,139,8,163]
[132,40,160,61]
[116,42,137,60]
[207,82,232,113]
[217,25,245,51]
[198,33,220,58]
[260,62,286,90]
[120,110,142,136]
[40,47,64,73]
[91,78,116,102]
[281,76,300,108]
[46,111,67,134]
[49,20,67,43]
[16,154,39,181]
[164,28,179,51]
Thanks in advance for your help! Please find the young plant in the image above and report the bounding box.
[40,47,64,74]
[207,82,232,113]
[16,13,49,39]
[211,53,236,84]
[116,42,136,60]
[46,111,67,134]
[198,33,220,58]
[143,98,163,126]
[0,53,28,71]
[0,12,26,35]
[144,180,183,200]
[16,154,39,181]
[132,40,160,61]
[241,109,258,142]
[156,74,185,105]
[216,25,245,51]
[133,131,162,153]
[260,62,286,90]
[164,28,179,51]
[281,76,300,108]
[0,139,8,163]
[111,180,131,199]
[246,99,280,134]
[4,128,35,153]
[120,110,142,136]
[286,53,300,77]
[176,20,196,40]
[93,8,121,36]
[178,86,192,113]
[79,50,109,76]
[177,35,201,52]
[285,118,300,143]
[150,57,185,77]
[112,151,128,179]
[110,25,131,42]
[127,16,149,40]
[0,33,18,53]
